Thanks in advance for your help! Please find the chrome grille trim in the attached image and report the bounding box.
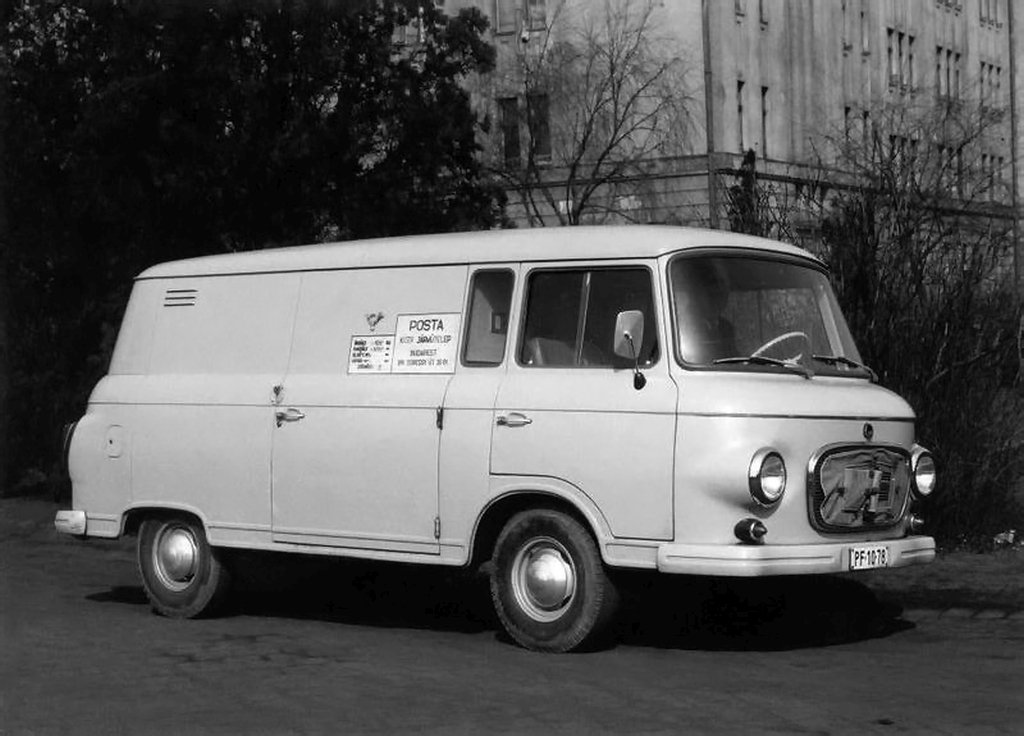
[806,443,912,533]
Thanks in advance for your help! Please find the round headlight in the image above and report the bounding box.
[748,448,787,506]
[912,446,936,497]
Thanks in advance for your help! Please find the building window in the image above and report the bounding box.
[758,0,767,25]
[526,93,551,159]
[760,86,769,157]
[860,8,870,53]
[526,0,546,30]
[954,52,961,98]
[735,0,746,17]
[498,97,520,166]
[844,106,852,140]
[841,0,852,51]
[495,0,517,34]
[495,0,545,34]
[737,80,745,151]
[887,28,895,81]
[888,29,913,89]
[907,35,915,88]
[979,62,999,109]
[981,153,990,200]
[997,156,1006,201]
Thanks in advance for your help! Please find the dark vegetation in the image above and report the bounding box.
[0,0,506,496]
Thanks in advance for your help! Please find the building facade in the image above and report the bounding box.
[446,0,1021,268]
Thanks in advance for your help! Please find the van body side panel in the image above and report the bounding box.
[130,377,277,534]
[108,281,160,375]
[68,280,155,536]
[67,398,134,537]
[129,273,300,536]
[271,266,467,553]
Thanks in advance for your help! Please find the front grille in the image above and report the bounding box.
[807,445,912,533]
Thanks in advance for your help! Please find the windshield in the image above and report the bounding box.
[669,254,865,375]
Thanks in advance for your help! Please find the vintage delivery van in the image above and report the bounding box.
[56,226,936,652]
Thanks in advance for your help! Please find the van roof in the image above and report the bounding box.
[138,225,821,279]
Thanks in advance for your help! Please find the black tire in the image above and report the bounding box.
[490,509,619,652]
[137,516,232,618]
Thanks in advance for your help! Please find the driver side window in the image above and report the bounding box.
[519,268,658,368]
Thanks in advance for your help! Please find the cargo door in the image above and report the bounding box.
[271,266,467,554]
[489,264,678,541]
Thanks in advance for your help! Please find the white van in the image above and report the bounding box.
[56,226,936,652]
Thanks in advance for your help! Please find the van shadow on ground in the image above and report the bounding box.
[89,552,912,651]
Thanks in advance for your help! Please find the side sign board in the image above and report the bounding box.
[392,313,461,374]
[347,313,461,374]
[348,335,394,373]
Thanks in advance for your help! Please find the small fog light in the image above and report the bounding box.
[908,514,925,534]
[911,446,936,498]
[748,448,787,506]
[734,518,768,544]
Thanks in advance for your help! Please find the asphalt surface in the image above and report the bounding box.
[2,499,1023,735]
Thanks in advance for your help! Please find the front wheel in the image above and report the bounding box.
[138,516,232,618]
[490,509,619,652]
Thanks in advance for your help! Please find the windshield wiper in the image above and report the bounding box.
[812,354,877,382]
[713,355,814,379]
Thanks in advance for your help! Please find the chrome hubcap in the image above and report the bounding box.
[153,524,199,592]
[511,537,577,622]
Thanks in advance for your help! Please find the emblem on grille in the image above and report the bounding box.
[863,422,874,440]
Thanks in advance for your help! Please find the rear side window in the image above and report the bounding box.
[463,270,514,366]
[519,268,658,368]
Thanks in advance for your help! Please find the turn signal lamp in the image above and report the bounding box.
[734,518,768,544]
[911,446,936,498]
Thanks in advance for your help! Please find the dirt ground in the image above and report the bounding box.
[3,496,1024,735]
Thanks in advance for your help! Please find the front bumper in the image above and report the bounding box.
[656,535,935,576]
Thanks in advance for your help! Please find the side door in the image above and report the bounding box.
[437,266,519,549]
[490,263,678,541]
[271,265,467,554]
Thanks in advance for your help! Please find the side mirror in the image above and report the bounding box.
[613,310,647,390]
[613,310,645,360]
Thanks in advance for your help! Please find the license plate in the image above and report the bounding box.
[849,545,889,571]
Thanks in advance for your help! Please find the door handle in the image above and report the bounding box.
[496,412,532,428]
[275,407,306,427]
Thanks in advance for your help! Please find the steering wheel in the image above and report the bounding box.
[751,331,810,362]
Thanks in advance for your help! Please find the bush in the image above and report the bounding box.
[820,199,1024,548]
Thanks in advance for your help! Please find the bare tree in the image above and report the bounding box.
[816,95,1022,544]
[491,0,696,226]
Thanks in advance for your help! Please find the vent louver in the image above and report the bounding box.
[163,288,198,308]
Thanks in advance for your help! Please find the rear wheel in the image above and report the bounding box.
[138,516,231,618]
[490,509,619,652]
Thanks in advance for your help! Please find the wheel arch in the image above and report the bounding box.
[122,503,211,538]
[468,486,611,570]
